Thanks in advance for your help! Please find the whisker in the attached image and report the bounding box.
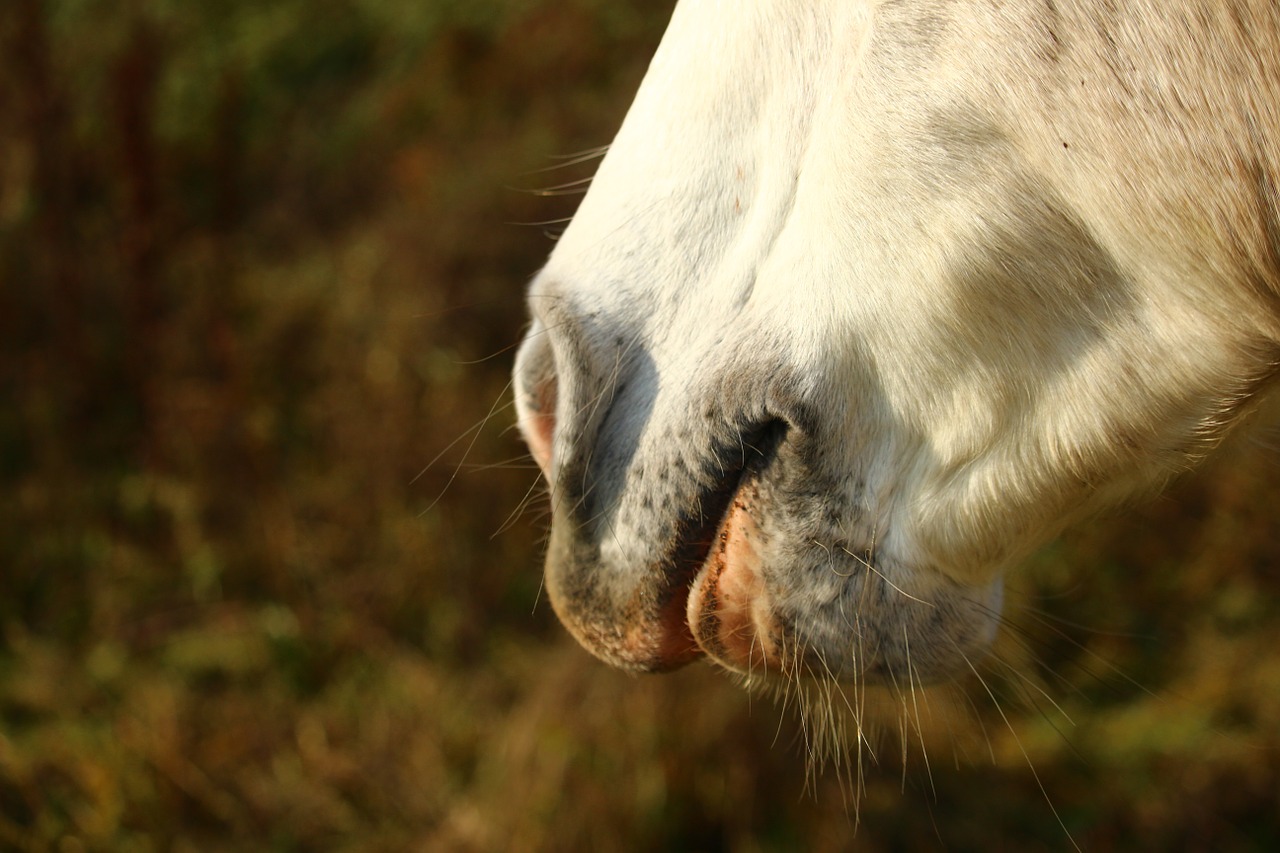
[960,646,1082,853]
[453,341,528,365]
[456,455,543,472]
[410,396,517,487]
[492,471,551,539]
[509,174,597,197]
[506,216,577,228]
[520,145,610,174]
[987,655,1087,765]
[416,380,516,512]
[840,545,935,608]
[1016,601,1151,639]
[903,628,937,802]
[1013,605,1162,701]
[531,573,546,615]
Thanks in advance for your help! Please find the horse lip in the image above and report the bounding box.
[656,421,788,660]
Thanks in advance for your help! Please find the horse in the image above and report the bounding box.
[514,0,1280,688]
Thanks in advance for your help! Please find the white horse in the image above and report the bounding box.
[514,0,1280,686]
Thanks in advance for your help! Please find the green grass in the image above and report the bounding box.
[2,2,1279,849]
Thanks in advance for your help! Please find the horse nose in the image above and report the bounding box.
[513,288,622,490]
[514,321,557,477]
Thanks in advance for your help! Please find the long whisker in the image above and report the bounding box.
[509,174,596,197]
[493,471,551,538]
[960,646,1082,853]
[903,628,937,801]
[520,145,610,174]
[840,545,935,608]
[1012,604,1162,700]
[411,394,516,488]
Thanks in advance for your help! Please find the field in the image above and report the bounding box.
[2,2,1279,849]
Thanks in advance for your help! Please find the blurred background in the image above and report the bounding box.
[2,1,1279,850]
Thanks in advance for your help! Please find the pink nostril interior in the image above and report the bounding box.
[515,327,559,479]
[526,408,555,476]
[521,375,557,478]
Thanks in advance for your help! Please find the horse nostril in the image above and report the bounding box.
[514,327,558,478]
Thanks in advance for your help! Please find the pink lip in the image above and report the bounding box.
[686,478,786,675]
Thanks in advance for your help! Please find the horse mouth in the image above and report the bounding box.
[543,415,793,674]
[544,399,1006,682]
[646,420,789,670]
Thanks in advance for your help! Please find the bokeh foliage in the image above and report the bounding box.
[1,1,1278,849]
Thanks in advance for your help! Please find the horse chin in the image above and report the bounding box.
[681,473,1005,687]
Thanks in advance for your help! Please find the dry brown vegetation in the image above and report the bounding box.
[1,2,1279,850]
